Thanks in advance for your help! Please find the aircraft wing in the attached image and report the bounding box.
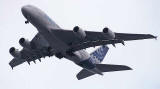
[9,58,26,69]
[9,33,55,68]
[51,29,156,52]
[114,33,156,41]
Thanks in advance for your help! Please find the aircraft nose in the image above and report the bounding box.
[21,6,27,14]
[21,5,32,19]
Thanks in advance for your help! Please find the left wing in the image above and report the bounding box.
[51,29,156,52]
[9,33,55,69]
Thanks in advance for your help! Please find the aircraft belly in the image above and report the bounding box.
[37,27,84,64]
[73,50,90,61]
[64,55,81,64]
[36,26,89,64]
[38,28,69,53]
[64,50,91,64]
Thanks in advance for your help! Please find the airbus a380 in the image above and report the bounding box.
[9,5,157,80]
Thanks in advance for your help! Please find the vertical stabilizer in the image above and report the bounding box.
[90,45,109,64]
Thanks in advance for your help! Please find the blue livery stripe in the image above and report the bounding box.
[90,45,109,63]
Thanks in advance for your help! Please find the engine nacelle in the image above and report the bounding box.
[19,38,31,49]
[9,47,21,58]
[73,26,86,39]
[103,27,115,39]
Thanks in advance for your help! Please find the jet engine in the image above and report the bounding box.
[103,27,115,39]
[73,26,86,39]
[19,38,31,49]
[9,47,21,58]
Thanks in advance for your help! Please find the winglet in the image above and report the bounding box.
[150,34,157,40]
[154,36,158,40]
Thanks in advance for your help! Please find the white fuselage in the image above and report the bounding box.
[21,5,90,64]
[21,5,103,75]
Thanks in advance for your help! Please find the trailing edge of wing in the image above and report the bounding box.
[69,39,124,52]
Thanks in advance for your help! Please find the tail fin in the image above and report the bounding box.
[90,45,109,63]
[76,64,132,80]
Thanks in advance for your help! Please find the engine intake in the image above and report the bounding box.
[9,47,21,58]
[103,27,115,39]
[73,26,79,32]
[19,38,31,49]
[73,26,86,39]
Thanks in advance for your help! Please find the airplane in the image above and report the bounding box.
[9,5,157,80]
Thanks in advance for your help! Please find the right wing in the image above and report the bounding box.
[9,33,55,69]
[51,29,156,52]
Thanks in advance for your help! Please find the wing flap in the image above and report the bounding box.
[69,39,123,52]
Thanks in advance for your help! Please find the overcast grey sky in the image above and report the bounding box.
[0,0,160,89]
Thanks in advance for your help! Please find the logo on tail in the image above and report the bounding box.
[90,45,109,64]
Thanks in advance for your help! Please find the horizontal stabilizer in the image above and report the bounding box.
[76,64,132,80]
[96,64,132,72]
[76,69,94,80]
